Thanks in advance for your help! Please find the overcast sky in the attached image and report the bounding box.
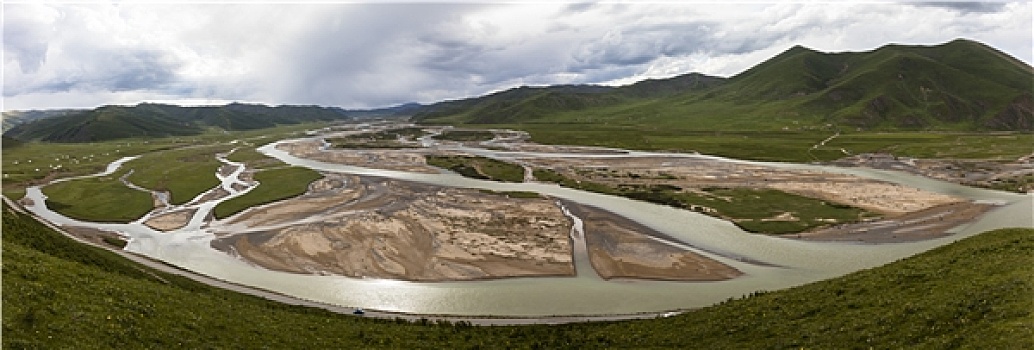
[3,1,1031,111]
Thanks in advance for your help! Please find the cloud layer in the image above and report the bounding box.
[3,1,1031,111]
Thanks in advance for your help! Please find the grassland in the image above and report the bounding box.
[4,203,1030,348]
[212,166,323,219]
[123,145,229,205]
[225,145,286,170]
[2,123,330,200]
[482,123,1034,163]
[426,155,525,182]
[40,171,153,223]
[534,169,872,234]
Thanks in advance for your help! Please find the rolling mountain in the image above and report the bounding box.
[413,39,1033,131]
[4,103,353,143]
[412,74,725,124]
[2,109,85,133]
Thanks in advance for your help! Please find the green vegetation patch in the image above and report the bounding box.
[477,189,543,199]
[327,127,427,149]
[432,130,496,142]
[427,155,524,182]
[212,166,323,219]
[534,169,870,234]
[226,146,285,170]
[125,145,229,205]
[1,123,331,200]
[3,203,1030,349]
[40,171,153,223]
[498,123,1034,163]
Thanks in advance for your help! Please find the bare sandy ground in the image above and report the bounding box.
[277,140,440,174]
[211,174,575,281]
[521,156,964,216]
[563,201,743,281]
[143,208,197,231]
[832,152,1034,193]
[62,225,128,248]
[785,202,994,243]
[275,135,987,245]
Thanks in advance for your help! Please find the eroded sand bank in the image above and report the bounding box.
[563,201,743,281]
[211,174,576,281]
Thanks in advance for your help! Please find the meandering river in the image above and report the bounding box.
[20,137,1032,317]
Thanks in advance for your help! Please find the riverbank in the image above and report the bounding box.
[210,174,578,281]
[6,201,1031,347]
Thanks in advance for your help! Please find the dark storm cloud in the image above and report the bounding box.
[3,22,49,74]
[5,47,183,96]
[912,2,1009,13]
[3,2,1030,111]
[271,4,486,107]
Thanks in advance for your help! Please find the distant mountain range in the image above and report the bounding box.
[4,38,1031,143]
[412,39,1032,131]
[2,101,427,143]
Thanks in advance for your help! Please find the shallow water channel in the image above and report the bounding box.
[22,138,1033,317]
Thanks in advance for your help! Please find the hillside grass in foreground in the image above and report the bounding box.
[40,170,153,223]
[4,203,1030,349]
[212,166,323,219]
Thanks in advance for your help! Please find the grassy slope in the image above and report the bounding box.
[212,166,323,219]
[40,170,153,223]
[3,205,1030,348]
[416,40,1032,133]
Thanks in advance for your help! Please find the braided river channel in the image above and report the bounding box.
[21,136,1033,317]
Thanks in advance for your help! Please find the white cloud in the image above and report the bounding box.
[2,1,1030,111]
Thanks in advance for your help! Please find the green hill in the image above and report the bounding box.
[414,39,1033,131]
[3,103,352,143]
[413,74,725,125]
[3,202,1031,348]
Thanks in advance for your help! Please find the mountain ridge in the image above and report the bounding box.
[5,38,1031,143]
[413,38,1032,131]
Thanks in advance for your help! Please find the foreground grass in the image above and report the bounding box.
[426,155,524,182]
[3,202,1030,349]
[212,166,323,219]
[39,171,153,223]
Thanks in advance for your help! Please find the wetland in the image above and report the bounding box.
[12,123,1033,317]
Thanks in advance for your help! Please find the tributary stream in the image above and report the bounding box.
[21,137,1033,317]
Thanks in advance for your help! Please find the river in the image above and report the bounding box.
[20,137,1033,317]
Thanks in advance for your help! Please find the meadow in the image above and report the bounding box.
[425,155,525,183]
[40,170,153,223]
[495,123,1033,163]
[212,166,323,219]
